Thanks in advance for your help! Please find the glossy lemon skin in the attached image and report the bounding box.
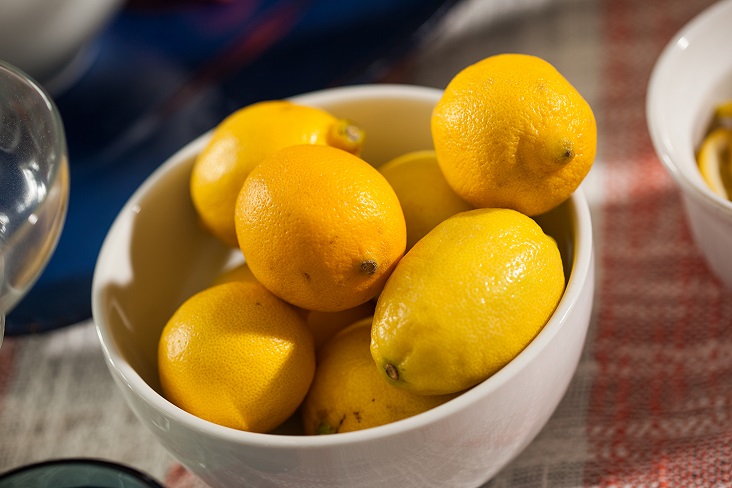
[191,100,364,247]
[379,150,472,251]
[236,144,406,312]
[431,53,597,216]
[302,317,456,434]
[158,281,315,433]
[371,208,565,396]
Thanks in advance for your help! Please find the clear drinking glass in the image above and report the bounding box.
[0,60,69,346]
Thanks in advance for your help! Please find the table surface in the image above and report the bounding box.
[2,0,729,486]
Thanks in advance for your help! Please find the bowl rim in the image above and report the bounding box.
[93,83,594,449]
[646,0,732,216]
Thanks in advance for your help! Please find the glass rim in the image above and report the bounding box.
[0,457,164,487]
[0,57,68,180]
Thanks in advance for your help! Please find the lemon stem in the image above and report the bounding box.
[360,260,378,275]
[342,123,363,144]
[329,119,365,154]
[560,140,574,161]
[385,364,399,381]
[316,423,336,435]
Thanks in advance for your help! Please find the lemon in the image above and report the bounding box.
[212,262,309,318]
[302,317,456,434]
[370,208,565,396]
[235,144,406,312]
[158,281,315,433]
[211,262,257,286]
[697,128,732,200]
[431,53,597,215]
[306,301,375,350]
[191,100,364,247]
[379,150,472,250]
[714,99,732,125]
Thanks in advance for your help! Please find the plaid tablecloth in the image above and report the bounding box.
[1,0,729,486]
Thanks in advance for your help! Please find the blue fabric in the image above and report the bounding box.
[6,0,460,334]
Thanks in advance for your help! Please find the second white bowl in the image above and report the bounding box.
[647,0,732,290]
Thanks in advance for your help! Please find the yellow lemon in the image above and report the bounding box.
[235,144,406,312]
[306,301,376,351]
[158,281,315,433]
[302,317,456,434]
[211,262,257,286]
[371,208,565,396]
[714,99,732,124]
[431,53,597,215]
[211,262,309,317]
[379,150,472,250]
[191,100,364,246]
[697,127,732,200]
[211,263,314,320]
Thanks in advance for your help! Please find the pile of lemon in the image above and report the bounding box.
[157,54,597,435]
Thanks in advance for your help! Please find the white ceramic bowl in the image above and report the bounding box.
[647,0,732,290]
[92,84,595,488]
[0,0,123,91]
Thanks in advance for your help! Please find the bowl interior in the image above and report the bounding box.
[647,0,732,208]
[93,84,580,431]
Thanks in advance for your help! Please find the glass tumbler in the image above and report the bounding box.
[0,458,163,487]
[0,60,69,346]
